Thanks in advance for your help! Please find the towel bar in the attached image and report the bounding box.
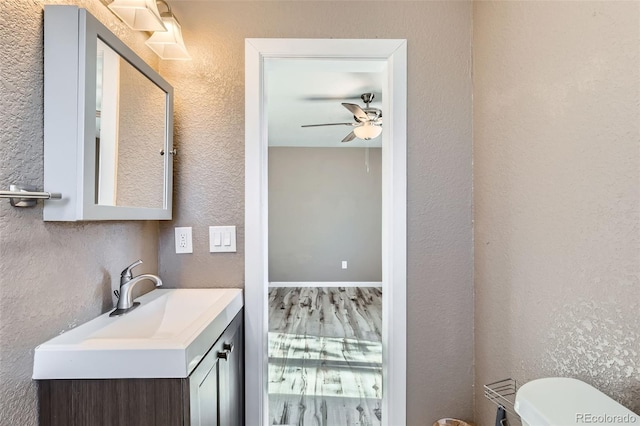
[0,184,62,207]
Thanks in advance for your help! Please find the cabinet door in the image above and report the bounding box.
[190,349,220,426]
[218,315,244,426]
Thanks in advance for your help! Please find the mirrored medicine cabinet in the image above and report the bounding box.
[43,5,174,221]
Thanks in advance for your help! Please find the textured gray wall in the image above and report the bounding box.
[268,147,382,282]
[115,58,166,208]
[158,2,473,423]
[474,1,640,424]
[0,1,160,424]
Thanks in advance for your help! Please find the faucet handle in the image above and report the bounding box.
[121,260,143,279]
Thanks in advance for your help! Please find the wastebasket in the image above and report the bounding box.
[432,419,472,426]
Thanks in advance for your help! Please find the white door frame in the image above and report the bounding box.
[245,38,407,426]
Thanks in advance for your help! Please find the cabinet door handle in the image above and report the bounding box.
[223,342,234,353]
[217,350,229,360]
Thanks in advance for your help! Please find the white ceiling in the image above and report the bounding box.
[265,59,385,148]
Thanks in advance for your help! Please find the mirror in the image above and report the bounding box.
[95,39,166,209]
[44,6,173,221]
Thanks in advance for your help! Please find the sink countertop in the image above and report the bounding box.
[33,288,243,379]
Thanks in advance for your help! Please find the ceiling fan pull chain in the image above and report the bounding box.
[365,146,370,173]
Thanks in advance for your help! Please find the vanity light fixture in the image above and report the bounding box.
[145,0,191,60]
[353,121,383,140]
[108,0,167,32]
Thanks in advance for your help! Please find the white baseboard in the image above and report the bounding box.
[268,281,383,288]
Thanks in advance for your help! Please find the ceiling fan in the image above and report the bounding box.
[301,93,382,142]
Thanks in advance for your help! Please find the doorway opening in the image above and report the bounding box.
[245,38,407,426]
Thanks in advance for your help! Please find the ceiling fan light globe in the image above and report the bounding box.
[353,122,382,140]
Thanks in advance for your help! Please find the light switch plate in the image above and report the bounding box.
[175,227,193,254]
[209,226,236,253]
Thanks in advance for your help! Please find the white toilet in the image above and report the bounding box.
[515,377,640,426]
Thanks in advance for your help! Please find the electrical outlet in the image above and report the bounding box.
[175,227,193,254]
[342,261,348,269]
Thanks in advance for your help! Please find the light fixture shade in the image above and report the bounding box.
[108,0,167,32]
[353,122,382,140]
[145,15,191,60]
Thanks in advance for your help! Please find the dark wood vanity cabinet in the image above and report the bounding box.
[190,310,244,426]
[38,310,244,426]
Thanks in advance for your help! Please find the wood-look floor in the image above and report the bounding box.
[268,287,382,426]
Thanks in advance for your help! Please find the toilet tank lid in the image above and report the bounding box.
[514,378,639,426]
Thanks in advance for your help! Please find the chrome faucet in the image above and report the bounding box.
[110,260,163,316]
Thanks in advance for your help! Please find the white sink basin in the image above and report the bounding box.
[33,288,243,379]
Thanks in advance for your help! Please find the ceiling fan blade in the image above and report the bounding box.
[342,103,368,121]
[341,131,356,143]
[301,95,363,101]
[301,123,353,127]
[300,92,382,102]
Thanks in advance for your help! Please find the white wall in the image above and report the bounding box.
[473,1,640,424]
